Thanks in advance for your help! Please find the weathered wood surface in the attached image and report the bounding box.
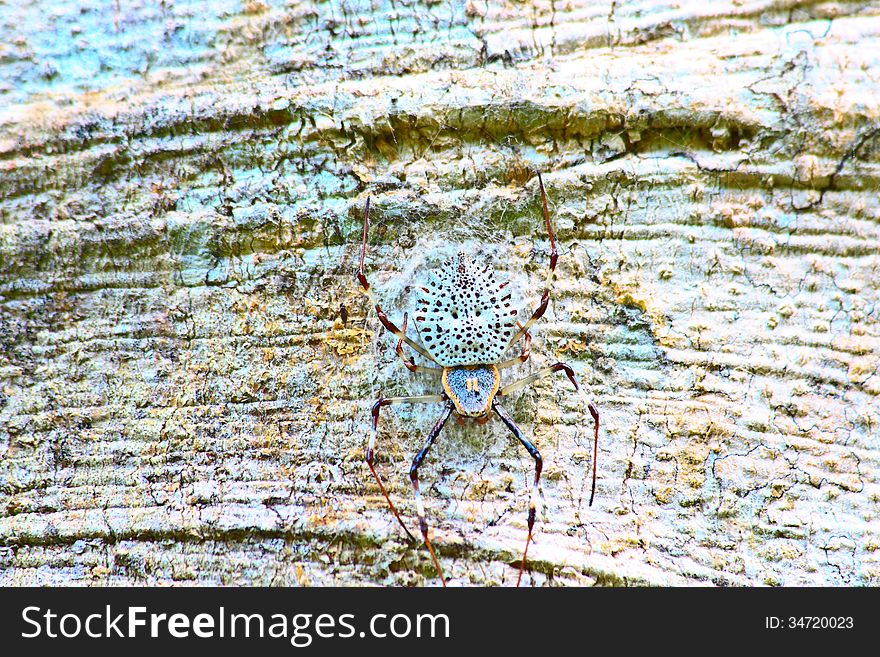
[1,0,879,586]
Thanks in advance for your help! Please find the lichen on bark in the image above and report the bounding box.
[1,0,879,586]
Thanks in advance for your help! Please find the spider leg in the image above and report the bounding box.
[397,313,443,373]
[357,197,439,363]
[587,401,599,506]
[492,402,542,587]
[499,363,600,506]
[496,321,532,370]
[368,394,447,543]
[409,401,454,587]
[498,362,578,397]
[505,172,558,349]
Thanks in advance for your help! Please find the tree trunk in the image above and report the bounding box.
[1,0,878,586]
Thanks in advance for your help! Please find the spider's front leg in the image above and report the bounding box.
[408,401,454,587]
[499,361,578,396]
[499,362,600,505]
[367,394,446,543]
[492,402,542,587]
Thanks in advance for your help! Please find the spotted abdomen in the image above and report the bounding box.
[415,252,518,366]
[442,365,500,417]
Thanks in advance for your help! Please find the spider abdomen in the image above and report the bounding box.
[415,252,518,366]
[441,365,501,417]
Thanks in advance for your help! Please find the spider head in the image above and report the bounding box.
[441,365,500,418]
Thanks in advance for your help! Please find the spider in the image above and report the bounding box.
[356,173,599,587]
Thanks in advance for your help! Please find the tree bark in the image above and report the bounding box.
[1,0,878,586]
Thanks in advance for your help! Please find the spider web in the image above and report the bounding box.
[414,252,518,366]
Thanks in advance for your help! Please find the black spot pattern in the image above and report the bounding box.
[415,252,518,366]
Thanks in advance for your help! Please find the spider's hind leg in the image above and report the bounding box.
[356,197,439,364]
[396,313,442,373]
[505,172,558,349]
[497,321,532,370]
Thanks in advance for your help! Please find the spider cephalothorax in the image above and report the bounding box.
[441,365,500,417]
[356,173,599,587]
